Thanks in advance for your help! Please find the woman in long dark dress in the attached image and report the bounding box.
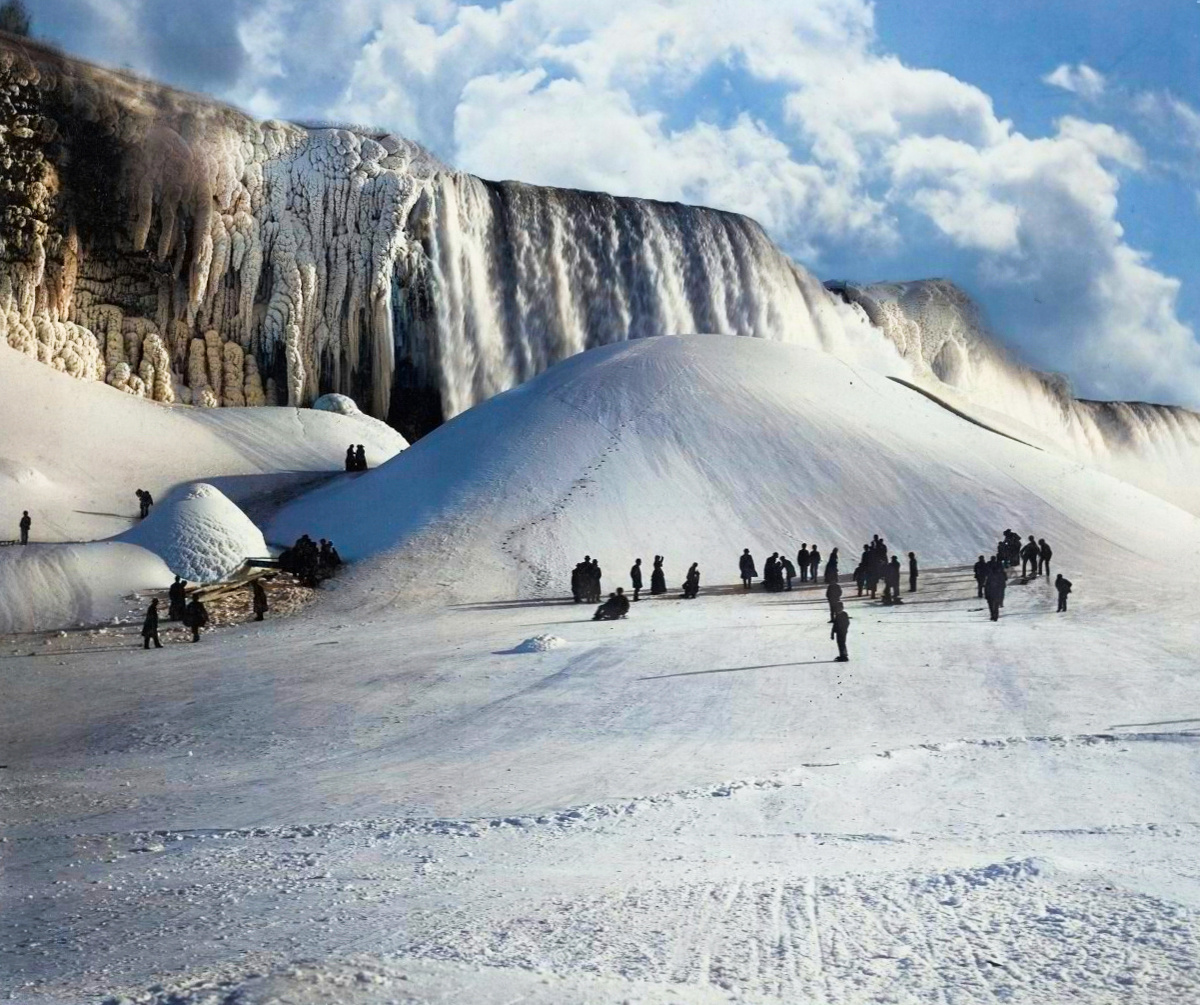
[650,555,667,595]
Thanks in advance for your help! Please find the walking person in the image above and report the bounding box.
[908,552,918,593]
[824,547,839,585]
[739,549,757,589]
[797,544,810,583]
[18,510,30,545]
[973,556,987,599]
[1039,538,1053,578]
[136,489,154,519]
[1055,573,1072,612]
[984,561,1007,622]
[826,578,843,615]
[141,599,163,649]
[1020,535,1039,578]
[808,546,821,583]
[830,601,851,662]
[650,555,667,595]
[251,580,269,621]
[630,558,643,602]
[184,597,209,643]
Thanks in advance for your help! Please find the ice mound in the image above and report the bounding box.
[120,482,268,583]
[512,635,568,653]
[313,393,362,416]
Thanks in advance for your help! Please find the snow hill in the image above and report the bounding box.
[270,334,1200,605]
[0,343,407,543]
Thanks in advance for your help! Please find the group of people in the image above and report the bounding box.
[974,537,1070,620]
[278,535,342,587]
[344,445,369,472]
[135,488,155,519]
[994,529,1052,578]
[142,577,210,648]
[571,556,605,603]
[849,537,917,604]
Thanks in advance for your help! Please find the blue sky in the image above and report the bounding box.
[30,0,1200,406]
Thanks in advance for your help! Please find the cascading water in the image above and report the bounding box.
[2,37,1197,513]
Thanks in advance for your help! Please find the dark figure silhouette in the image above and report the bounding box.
[355,445,367,471]
[763,553,783,592]
[797,545,810,583]
[973,556,987,598]
[883,557,903,604]
[908,552,918,592]
[830,602,851,662]
[809,547,821,583]
[1020,536,1039,578]
[984,562,1007,621]
[141,599,163,649]
[853,561,866,597]
[345,446,356,472]
[571,558,588,603]
[682,563,701,599]
[251,580,269,621]
[19,510,30,544]
[184,597,209,643]
[824,548,839,585]
[593,588,630,621]
[826,579,843,614]
[780,555,796,591]
[168,576,187,621]
[650,556,667,595]
[319,539,341,570]
[1039,539,1053,578]
[1055,574,1072,612]
[139,489,154,519]
[630,558,643,601]
[739,549,757,589]
[589,559,603,603]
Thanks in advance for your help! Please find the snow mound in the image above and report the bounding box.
[511,634,568,653]
[120,482,267,583]
[270,334,1200,606]
[313,393,362,416]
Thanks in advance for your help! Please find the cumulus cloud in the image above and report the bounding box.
[1044,63,1107,101]
[34,0,1200,406]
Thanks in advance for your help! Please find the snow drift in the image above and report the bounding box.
[269,335,1200,605]
[120,482,267,583]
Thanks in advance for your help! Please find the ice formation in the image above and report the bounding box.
[313,393,361,415]
[120,481,268,583]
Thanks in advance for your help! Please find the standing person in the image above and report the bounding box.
[251,580,269,621]
[184,596,209,643]
[589,558,603,603]
[141,599,163,649]
[739,549,757,589]
[1039,538,1053,578]
[168,576,187,621]
[345,446,356,472]
[571,558,588,603]
[826,578,843,615]
[824,547,839,585]
[1020,535,1039,578]
[884,556,903,604]
[630,558,643,602]
[1055,573,1072,612]
[908,551,918,593]
[797,544,810,584]
[355,445,367,471]
[829,601,851,662]
[808,546,821,583]
[984,561,1007,621]
[853,559,866,597]
[18,510,30,545]
[650,555,667,595]
[763,552,782,591]
[780,554,796,591]
[682,562,701,599]
[973,556,988,599]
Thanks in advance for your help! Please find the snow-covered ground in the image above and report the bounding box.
[3,336,1200,1003]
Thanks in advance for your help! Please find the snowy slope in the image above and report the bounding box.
[0,344,407,544]
[270,334,1200,605]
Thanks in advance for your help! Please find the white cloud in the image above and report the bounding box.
[1044,63,1107,101]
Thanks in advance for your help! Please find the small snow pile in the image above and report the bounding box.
[313,393,361,415]
[512,634,568,653]
[120,482,267,583]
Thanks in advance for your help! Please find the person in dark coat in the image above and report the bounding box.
[593,588,630,620]
[973,556,987,598]
[883,556,903,604]
[824,548,839,585]
[1039,538,1053,578]
[830,601,851,662]
[780,555,796,590]
[355,445,367,471]
[853,560,866,597]
[184,597,209,643]
[1055,574,1072,612]
[19,510,30,544]
[168,576,187,621]
[630,558,643,601]
[1020,536,1039,578]
[251,580,269,621]
[571,558,588,603]
[763,553,782,591]
[984,562,1007,621]
[826,579,843,614]
[141,599,163,649]
[797,544,810,583]
[589,558,603,603]
[908,552,918,592]
[650,556,667,595]
[739,549,757,589]
[865,555,881,599]
[319,539,341,571]
[136,489,153,519]
[346,446,356,471]
[808,546,821,583]
[682,563,700,599]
